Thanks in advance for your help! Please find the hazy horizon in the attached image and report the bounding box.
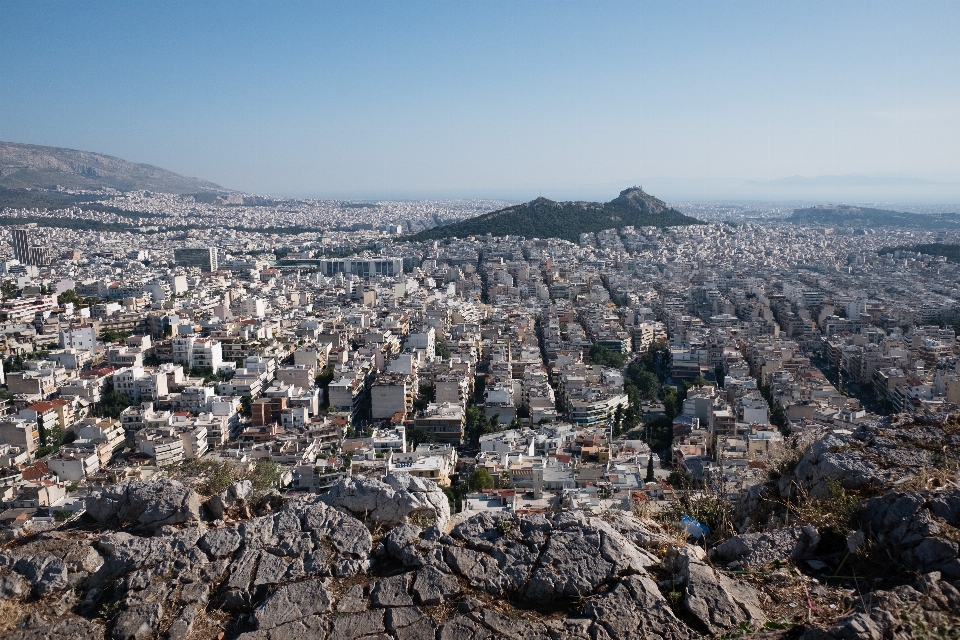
[2,1,959,203]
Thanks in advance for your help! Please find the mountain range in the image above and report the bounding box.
[0,141,224,194]
[407,187,700,243]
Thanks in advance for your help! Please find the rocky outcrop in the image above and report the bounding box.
[666,545,767,635]
[802,571,960,640]
[319,472,451,532]
[204,480,253,521]
[710,525,820,568]
[863,488,960,578]
[0,477,772,639]
[85,479,201,533]
[5,433,958,640]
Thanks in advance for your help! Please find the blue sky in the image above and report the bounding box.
[1,1,959,201]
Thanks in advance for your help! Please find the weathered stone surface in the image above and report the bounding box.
[164,604,196,640]
[444,546,504,594]
[336,583,368,613]
[670,546,766,634]
[253,578,332,630]
[237,615,329,640]
[863,489,960,577]
[524,513,647,604]
[0,570,29,598]
[477,609,552,639]
[710,525,820,568]
[584,575,692,640]
[9,555,68,596]
[370,572,414,607]
[253,552,288,586]
[329,610,386,640]
[5,616,105,640]
[412,565,461,605]
[87,479,201,533]
[111,602,163,640]
[790,432,900,498]
[15,534,104,574]
[199,527,241,558]
[437,615,496,640]
[320,472,451,532]
[204,480,253,520]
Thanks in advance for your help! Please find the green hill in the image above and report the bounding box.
[406,187,701,242]
[789,204,960,229]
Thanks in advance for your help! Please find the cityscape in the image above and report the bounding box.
[0,2,959,640]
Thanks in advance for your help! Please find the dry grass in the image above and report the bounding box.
[0,597,21,635]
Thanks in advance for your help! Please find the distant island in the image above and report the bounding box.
[406,187,701,243]
[0,141,224,194]
[788,204,960,229]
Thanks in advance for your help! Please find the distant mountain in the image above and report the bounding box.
[407,187,701,242]
[0,141,224,194]
[750,174,945,187]
[788,204,960,229]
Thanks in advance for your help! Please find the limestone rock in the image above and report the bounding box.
[254,578,333,630]
[320,472,451,532]
[204,480,253,520]
[710,525,820,568]
[667,545,766,634]
[86,479,201,533]
[111,602,163,640]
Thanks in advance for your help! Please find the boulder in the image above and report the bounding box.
[254,578,332,630]
[710,525,820,568]
[583,574,693,640]
[86,479,201,533]
[667,545,766,635]
[320,473,451,532]
[111,602,163,640]
[204,480,253,520]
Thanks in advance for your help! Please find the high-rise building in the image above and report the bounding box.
[319,257,403,278]
[9,228,50,266]
[11,229,29,263]
[174,247,218,272]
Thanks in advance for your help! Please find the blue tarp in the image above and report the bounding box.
[681,514,711,539]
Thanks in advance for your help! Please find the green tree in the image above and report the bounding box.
[252,460,282,490]
[434,337,451,359]
[1,281,19,301]
[408,426,435,449]
[57,289,82,306]
[645,455,655,482]
[239,395,253,418]
[662,387,680,419]
[468,468,495,491]
[587,343,626,369]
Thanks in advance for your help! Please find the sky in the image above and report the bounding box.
[1,1,959,202]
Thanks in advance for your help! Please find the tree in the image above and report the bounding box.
[469,468,495,491]
[434,337,451,359]
[587,343,626,369]
[645,455,655,482]
[239,395,253,418]
[57,289,82,306]
[252,460,282,490]
[408,426,435,449]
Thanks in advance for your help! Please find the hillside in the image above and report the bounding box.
[0,141,224,194]
[789,204,960,229]
[407,187,701,242]
[877,242,960,262]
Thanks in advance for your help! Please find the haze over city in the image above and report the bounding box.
[2,1,959,201]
